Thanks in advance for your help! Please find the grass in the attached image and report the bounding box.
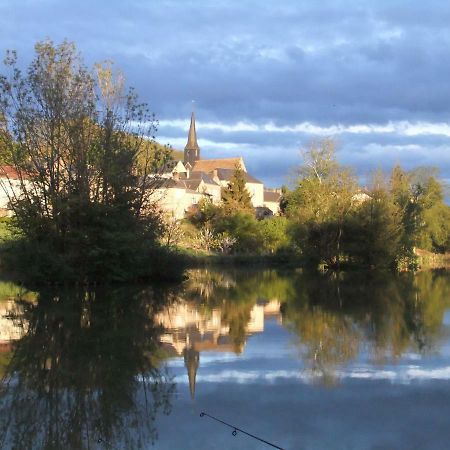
[0,218,14,243]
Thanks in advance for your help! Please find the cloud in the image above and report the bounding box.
[159,119,450,138]
[2,0,450,187]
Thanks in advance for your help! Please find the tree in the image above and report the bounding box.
[287,139,358,267]
[348,173,403,269]
[259,216,290,253]
[221,164,253,214]
[0,40,178,283]
[214,212,262,253]
[389,165,450,255]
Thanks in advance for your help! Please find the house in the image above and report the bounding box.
[263,189,282,215]
[0,166,31,217]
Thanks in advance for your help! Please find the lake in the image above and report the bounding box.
[0,268,449,449]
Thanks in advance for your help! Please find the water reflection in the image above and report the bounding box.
[156,269,450,389]
[0,285,177,450]
[0,269,449,449]
[156,270,282,397]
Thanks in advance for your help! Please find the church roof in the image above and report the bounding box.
[188,171,219,185]
[216,168,263,184]
[192,157,245,173]
[154,178,199,193]
[184,112,200,151]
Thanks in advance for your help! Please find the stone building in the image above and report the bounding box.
[155,113,280,219]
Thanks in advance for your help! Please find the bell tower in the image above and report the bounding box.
[184,112,200,166]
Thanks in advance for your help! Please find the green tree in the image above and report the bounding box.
[221,164,253,214]
[287,139,358,267]
[0,41,178,283]
[259,216,290,253]
[213,212,262,253]
[389,165,450,255]
[347,172,403,269]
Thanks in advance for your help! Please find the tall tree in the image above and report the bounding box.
[287,139,358,267]
[221,164,253,214]
[0,41,176,283]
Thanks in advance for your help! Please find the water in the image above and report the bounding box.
[0,269,449,449]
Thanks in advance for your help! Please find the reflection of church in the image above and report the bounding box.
[156,299,281,398]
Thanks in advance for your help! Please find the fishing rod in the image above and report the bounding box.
[200,411,285,449]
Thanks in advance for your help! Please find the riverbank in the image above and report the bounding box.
[180,249,304,268]
[179,247,450,271]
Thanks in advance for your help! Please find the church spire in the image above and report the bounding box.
[184,112,200,166]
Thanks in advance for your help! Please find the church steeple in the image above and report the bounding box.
[184,112,200,166]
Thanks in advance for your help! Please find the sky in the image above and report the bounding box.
[1,0,450,188]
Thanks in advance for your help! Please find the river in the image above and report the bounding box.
[0,269,449,449]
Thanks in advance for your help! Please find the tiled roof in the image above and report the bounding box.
[0,165,30,180]
[189,171,219,185]
[184,179,202,190]
[216,168,263,184]
[192,157,245,173]
[154,178,186,189]
[263,190,281,202]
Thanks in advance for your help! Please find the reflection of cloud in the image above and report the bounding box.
[172,365,450,385]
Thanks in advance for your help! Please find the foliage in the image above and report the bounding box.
[0,40,181,284]
[345,175,403,269]
[186,196,220,228]
[215,232,237,253]
[0,285,178,448]
[221,164,253,214]
[287,139,358,267]
[195,227,217,252]
[259,216,290,253]
[161,214,184,247]
[285,140,450,270]
[213,211,263,253]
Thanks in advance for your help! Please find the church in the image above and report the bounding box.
[154,113,281,219]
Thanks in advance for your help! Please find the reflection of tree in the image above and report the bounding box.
[0,286,177,450]
[183,269,293,353]
[282,270,450,383]
[287,306,360,384]
[220,302,253,353]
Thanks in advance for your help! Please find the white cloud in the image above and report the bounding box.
[159,119,450,138]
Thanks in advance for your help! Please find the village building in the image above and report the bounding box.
[155,113,281,219]
[0,166,31,217]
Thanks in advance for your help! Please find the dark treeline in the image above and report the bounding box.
[0,41,183,284]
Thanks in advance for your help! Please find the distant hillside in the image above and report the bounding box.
[153,140,183,161]
[170,147,183,161]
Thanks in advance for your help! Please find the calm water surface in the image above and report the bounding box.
[0,269,450,449]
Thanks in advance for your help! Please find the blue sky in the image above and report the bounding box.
[2,0,450,187]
